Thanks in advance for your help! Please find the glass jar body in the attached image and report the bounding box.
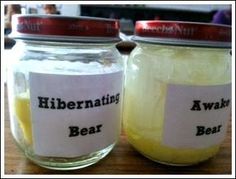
[123,42,231,166]
[7,40,124,170]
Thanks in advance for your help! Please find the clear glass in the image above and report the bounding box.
[123,42,231,166]
[7,40,124,170]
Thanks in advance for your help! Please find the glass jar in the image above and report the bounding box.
[7,15,124,170]
[123,21,231,166]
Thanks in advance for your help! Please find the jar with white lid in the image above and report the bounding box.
[7,15,124,170]
[123,20,231,166]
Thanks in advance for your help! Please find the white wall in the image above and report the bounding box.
[60,5,80,16]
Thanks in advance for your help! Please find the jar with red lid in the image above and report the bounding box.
[7,15,124,170]
[123,20,231,166]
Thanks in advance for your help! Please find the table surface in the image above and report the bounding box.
[4,84,232,175]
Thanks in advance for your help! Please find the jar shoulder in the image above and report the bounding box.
[126,44,231,85]
[10,41,124,75]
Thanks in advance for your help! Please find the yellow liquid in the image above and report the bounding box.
[14,92,33,145]
[123,44,231,165]
[124,92,220,165]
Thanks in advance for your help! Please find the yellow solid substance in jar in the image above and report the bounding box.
[14,91,33,145]
[123,44,231,165]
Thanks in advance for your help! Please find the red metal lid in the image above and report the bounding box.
[11,15,120,42]
[134,20,231,47]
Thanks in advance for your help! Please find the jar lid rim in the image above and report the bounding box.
[11,14,120,42]
[13,14,118,22]
[134,20,231,47]
[136,20,231,28]
[132,36,231,48]
[11,34,121,43]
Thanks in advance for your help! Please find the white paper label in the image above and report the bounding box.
[162,84,231,149]
[29,71,123,157]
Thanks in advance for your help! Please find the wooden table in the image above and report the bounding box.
[4,83,232,175]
